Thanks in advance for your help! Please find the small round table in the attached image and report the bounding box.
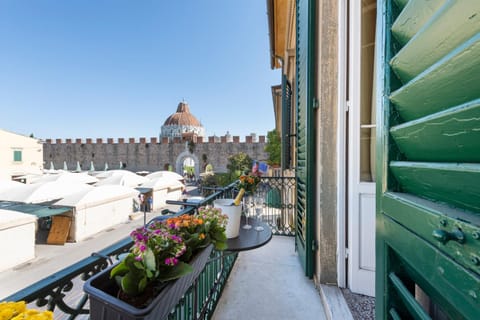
[226,216,272,252]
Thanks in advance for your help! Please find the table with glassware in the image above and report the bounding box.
[225,191,272,252]
[167,191,273,252]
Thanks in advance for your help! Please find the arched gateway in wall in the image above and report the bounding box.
[175,151,200,180]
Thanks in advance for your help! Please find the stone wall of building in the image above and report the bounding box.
[43,135,268,174]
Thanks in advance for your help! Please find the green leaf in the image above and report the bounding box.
[144,248,156,271]
[157,262,193,282]
[121,272,146,296]
[110,260,129,278]
[214,241,228,251]
[133,261,145,270]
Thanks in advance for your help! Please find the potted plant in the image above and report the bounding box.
[84,207,228,320]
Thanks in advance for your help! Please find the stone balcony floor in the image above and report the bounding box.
[212,236,327,320]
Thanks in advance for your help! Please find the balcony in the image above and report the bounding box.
[0,177,351,319]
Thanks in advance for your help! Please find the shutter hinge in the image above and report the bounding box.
[345,248,349,259]
[312,240,318,251]
[345,101,351,112]
[313,97,319,110]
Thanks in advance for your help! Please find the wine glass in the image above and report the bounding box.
[254,191,264,232]
[242,194,253,229]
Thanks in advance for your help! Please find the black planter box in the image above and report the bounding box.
[84,245,213,320]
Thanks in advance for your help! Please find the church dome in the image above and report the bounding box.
[160,101,205,140]
[163,102,201,127]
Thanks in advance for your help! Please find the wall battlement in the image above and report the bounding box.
[43,134,268,174]
[44,135,266,145]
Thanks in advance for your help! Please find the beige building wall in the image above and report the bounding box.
[0,129,43,180]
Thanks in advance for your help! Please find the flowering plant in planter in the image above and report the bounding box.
[110,207,228,298]
[238,172,261,194]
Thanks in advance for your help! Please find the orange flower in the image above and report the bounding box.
[199,233,206,240]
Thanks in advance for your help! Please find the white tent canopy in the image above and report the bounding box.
[55,185,139,209]
[140,176,184,191]
[95,171,148,187]
[0,179,25,193]
[31,172,98,185]
[145,171,184,182]
[0,181,93,204]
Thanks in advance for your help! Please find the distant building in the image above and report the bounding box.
[160,101,205,142]
[0,129,43,180]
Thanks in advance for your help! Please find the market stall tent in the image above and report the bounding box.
[139,177,184,210]
[30,171,98,185]
[145,171,185,182]
[0,209,36,272]
[0,179,24,193]
[0,181,93,204]
[54,185,139,242]
[95,171,148,187]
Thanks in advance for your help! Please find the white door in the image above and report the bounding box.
[347,0,377,297]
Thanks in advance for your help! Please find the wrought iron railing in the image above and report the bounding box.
[3,182,239,320]
[200,177,296,237]
[3,177,295,319]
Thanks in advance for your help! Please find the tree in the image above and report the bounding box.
[265,129,281,166]
[226,152,252,179]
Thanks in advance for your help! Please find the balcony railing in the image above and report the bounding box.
[3,177,295,319]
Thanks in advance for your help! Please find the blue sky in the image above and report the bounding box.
[0,1,280,141]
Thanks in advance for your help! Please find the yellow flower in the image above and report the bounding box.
[199,233,206,240]
[0,301,25,320]
[12,309,54,320]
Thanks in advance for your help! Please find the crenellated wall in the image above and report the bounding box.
[43,135,268,174]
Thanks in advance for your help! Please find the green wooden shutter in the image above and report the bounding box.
[377,1,480,319]
[13,150,22,162]
[281,74,292,170]
[295,0,315,278]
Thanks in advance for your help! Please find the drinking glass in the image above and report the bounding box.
[242,194,253,229]
[254,191,264,232]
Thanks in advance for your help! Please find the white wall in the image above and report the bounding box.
[0,210,36,272]
[68,197,134,242]
[0,129,43,180]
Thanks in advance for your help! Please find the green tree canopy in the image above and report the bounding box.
[265,129,281,166]
[226,152,252,179]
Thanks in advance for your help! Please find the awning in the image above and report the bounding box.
[0,202,72,218]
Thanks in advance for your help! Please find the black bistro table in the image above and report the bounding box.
[226,216,272,252]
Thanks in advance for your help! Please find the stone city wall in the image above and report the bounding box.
[43,135,268,173]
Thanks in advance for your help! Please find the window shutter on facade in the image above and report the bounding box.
[295,0,315,278]
[281,74,292,170]
[377,1,480,318]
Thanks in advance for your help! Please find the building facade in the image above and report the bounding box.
[0,129,43,180]
[268,0,480,318]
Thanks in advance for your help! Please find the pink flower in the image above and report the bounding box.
[165,257,178,266]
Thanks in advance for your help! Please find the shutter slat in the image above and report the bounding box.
[390,33,480,121]
[390,161,480,213]
[382,192,480,272]
[390,0,480,83]
[390,99,480,162]
[391,0,445,46]
[393,0,409,10]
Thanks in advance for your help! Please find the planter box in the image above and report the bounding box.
[84,245,213,320]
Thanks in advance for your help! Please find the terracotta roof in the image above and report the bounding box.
[163,102,202,127]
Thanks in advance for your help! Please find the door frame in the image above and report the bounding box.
[336,0,348,289]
